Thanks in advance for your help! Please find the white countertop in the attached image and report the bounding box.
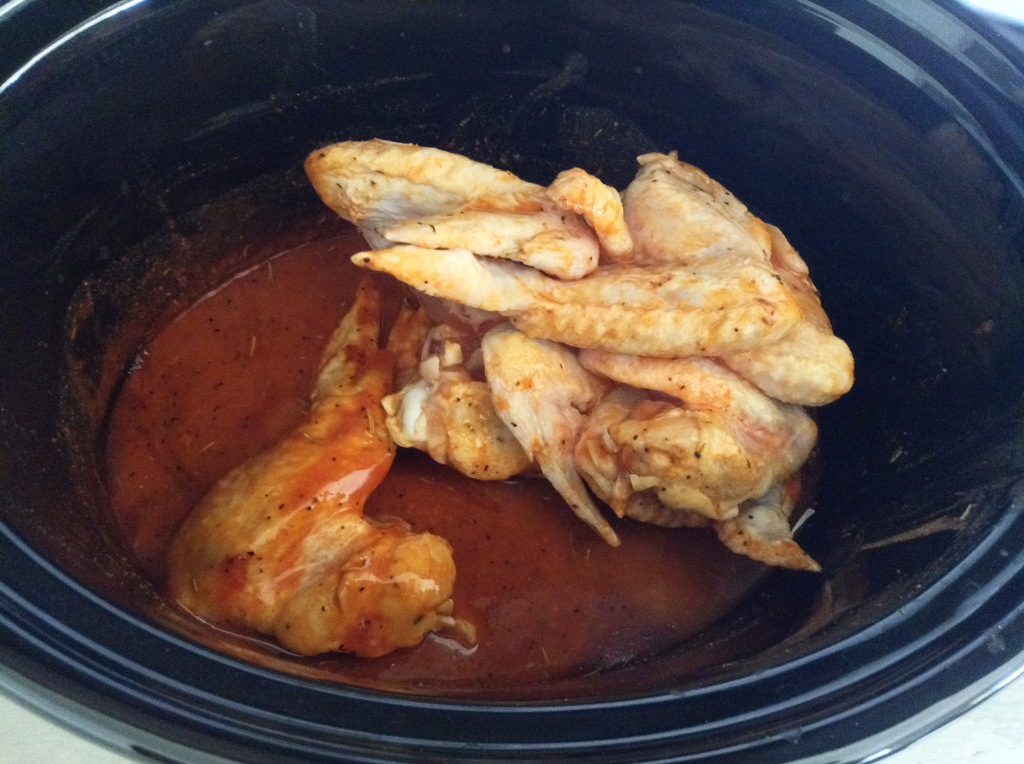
[2,669,1023,764]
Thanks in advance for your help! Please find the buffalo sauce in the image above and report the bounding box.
[104,228,766,695]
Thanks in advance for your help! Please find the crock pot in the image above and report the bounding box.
[3,1,1024,762]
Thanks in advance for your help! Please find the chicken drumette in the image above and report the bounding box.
[167,280,467,657]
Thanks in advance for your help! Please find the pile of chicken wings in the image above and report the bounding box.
[307,139,853,571]
[165,139,852,660]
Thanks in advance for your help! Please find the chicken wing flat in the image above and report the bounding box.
[375,164,634,278]
[167,279,461,657]
[353,245,800,357]
[621,151,853,406]
[307,139,623,279]
[481,325,617,545]
[382,205,600,279]
[305,138,542,248]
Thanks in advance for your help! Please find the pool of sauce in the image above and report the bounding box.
[104,228,766,695]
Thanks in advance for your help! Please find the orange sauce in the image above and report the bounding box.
[104,228,765,694]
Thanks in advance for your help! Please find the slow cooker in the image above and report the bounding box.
[3,1,1024,761]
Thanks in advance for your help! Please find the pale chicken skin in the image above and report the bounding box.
[622,151,772,265]
[305,138,541,249]
[574,353,817,522]
[575,386,766,522]
[386,299,436,390]
[573,385,819,570]
[353,246,801,358]
[547,167,634,261]
[605,473,818,571]
[382,204,600,279]
[481,325,617,545]
[621,151,853,406]
[720,225,854,406]
[716,477,820,572]
[167,280,462,657]
[306,139,631,279]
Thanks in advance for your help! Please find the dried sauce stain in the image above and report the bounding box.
[104,227,764,693]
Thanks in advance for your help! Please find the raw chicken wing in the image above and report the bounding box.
[621,151,853,405]
[575,386,764,522]
[382,316,532,480]
[575,354,817,522]
[353,245,800,357]
[307,139,628,279]
[481,325,617,545]
[305,138,542,248]
[382,204,600,279]
[167,280,462,657]
[622,151,772,265]
[379,165,637,279]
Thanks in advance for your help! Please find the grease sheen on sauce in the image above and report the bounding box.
[104,229,765,695]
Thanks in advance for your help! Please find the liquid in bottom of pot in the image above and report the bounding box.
[103,225,767,694]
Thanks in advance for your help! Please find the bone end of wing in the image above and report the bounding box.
[715,517,821,572]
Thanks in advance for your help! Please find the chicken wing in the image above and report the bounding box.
[575,386,761,522]
[305,138,542,248]
[381,204,600,279]
[621,151,772,265]
[167,279,463,658]
[481,325,617,545]
[574,353,817,522]
[306,139,623,279]
[353,245,800,357]
[376,163,638,278]
[382,318,532,481]
[621,153,852,406]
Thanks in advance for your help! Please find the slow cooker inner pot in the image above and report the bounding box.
[3,0,1024,701]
